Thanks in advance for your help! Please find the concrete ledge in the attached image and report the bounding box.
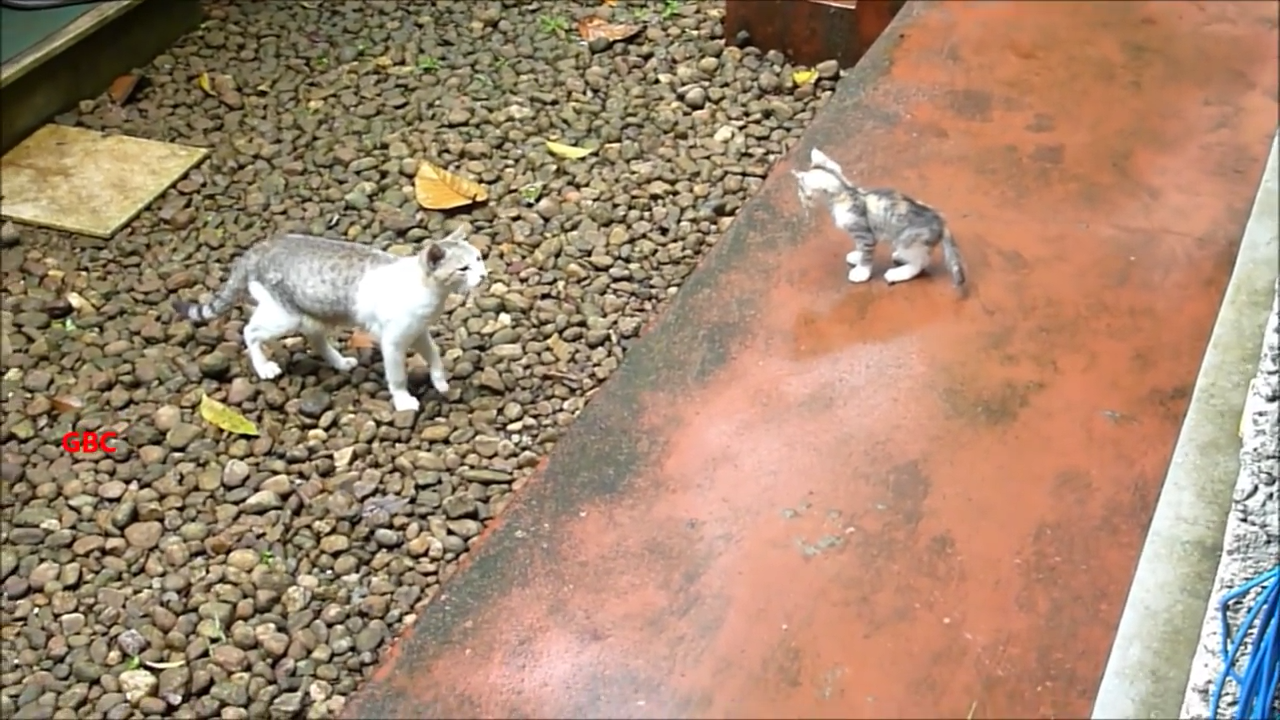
[0,0,202,155]
[1091,129,1280,720]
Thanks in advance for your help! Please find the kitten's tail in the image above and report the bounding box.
[941,227,967,293]
[171,255,251,323]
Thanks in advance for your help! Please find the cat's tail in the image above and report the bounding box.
[941,227,967,294]
[172,255,251,323]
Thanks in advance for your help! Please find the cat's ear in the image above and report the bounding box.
[810,148,842,174]
[442,225,468,243]
[421,243,446,269]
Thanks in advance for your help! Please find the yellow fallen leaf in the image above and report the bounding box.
[792,69,818,86]
[66,292,95,312]
[546,140,594,160]
[413,161,489,210]
[199,392,259,436]
[196,72,216,96]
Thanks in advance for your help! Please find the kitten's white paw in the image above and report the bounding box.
[391,393,421,413]
[845,251,863,265]
[884,265,921,284]
[333,356,359,372]
[255,361,283,380]
[847,265,873,283]
[430,372,450,395]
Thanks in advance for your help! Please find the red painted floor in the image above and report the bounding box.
[343,2,1280,718]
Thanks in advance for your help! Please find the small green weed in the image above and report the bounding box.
[518,183,544,205]
[538,15,570,35]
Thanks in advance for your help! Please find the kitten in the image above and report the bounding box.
[173,226,487,413]
[792,147,967,292]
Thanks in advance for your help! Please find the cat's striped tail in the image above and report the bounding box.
[941,227,967,293]
[171,255,251,323]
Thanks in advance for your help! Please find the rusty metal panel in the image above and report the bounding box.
[724,0,905,69]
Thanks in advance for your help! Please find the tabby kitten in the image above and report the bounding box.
[173,226,487,413]
[793,147,967,291]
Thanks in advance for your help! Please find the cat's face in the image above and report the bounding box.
[793,147,849,209]
[793,166,842,208]
[420,228,488,292]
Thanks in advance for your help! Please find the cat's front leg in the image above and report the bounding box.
[411,330,449,395]
[379,330,420,413]
[845,227,877,284]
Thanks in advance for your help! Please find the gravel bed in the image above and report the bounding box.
[1180,280,1280,719]
[0,1,841,718]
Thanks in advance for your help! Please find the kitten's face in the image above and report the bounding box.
[420,229,488,292]
[793,147,849,210]
[793,167,843,208]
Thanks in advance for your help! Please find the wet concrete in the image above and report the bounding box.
[343,2,1280,718]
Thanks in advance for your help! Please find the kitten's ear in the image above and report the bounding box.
[442,225,468,243]
[810,148,841,173]
[422,243,446,269]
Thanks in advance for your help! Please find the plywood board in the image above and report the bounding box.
[0,124,207,238]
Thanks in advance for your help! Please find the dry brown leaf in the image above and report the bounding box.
[349,330,376,349]
[50,395,84,414]
[413,161,489,210]
[108,74,142,105]
[602,0,618,5]
[577,16,643,43]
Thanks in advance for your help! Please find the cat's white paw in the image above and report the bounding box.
[333,356,359,372]
[845,250,863,266]
[255,361,283,380]
[391,393,420,413]
[430,372,450,395]
[884,265,921,284]
[847,265,873,283]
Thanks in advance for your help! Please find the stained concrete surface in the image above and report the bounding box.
[1095,132,1279,720]
[343,1,1280,718]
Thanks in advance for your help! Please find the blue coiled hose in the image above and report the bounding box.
[1210,565,1280,720]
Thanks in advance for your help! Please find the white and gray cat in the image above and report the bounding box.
[173,226,487,413]
[793,147,967,292]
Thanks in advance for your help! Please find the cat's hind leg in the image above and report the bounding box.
[411,329,450,395]
[300,318,358,372]
[884,232,932,284]
[243,284,300,380]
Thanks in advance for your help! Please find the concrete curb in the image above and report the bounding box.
[1091,129,1280,720]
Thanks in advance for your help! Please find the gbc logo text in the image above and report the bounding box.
[61,431,119,453]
